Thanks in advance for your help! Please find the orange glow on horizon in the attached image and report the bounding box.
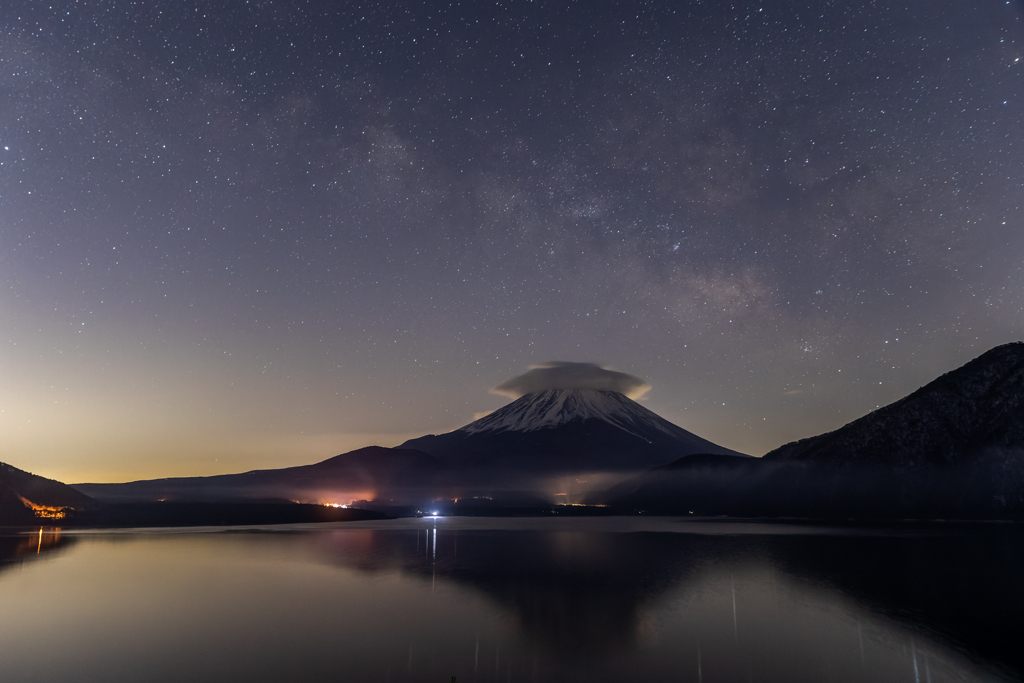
[305,490,376,507]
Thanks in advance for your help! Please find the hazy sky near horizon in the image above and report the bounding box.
[2,0,1023,483]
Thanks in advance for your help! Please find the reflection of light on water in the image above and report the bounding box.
[652,563,991,683]
[731,577,737,640]
[14,527,63,560]
[0,528,1010,683]
[912,637,921,683]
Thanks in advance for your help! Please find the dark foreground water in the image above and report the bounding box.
[1,517,1022,683]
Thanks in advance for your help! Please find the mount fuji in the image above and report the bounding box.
[400,388,746,473]
[70,387,743,508]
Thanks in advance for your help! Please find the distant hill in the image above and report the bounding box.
[603,343,1024,519]
[0,461,93,524]
[74,446,443,504]
[764,342,1024,466]
[401,388,745,473]
[0,457,392,527]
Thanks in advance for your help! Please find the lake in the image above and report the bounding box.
[1,517,1021,682]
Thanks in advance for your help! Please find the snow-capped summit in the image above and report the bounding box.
[465,389,697,440]
[401,389,744,472]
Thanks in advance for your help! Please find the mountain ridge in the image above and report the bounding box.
[602,342,1024,518]
[1,461,94,523]
[764,342,1024,467]
[401,388,744,472]
[73,446,443,503]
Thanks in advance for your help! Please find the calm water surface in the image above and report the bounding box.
[1,517,1021,682]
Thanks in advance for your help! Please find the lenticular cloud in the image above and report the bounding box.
[492,362,651,399]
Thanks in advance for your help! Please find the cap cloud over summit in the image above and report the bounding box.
[492,362,651,400]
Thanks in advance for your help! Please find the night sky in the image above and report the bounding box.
[2,0,1022,483]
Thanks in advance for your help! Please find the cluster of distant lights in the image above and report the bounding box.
[319,502,442,516]
[320,503,612,517]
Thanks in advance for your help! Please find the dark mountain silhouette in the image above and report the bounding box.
[593,452,760,514]
[401,388,745,473]
[0,461,93,524]
[604,343,1024,519]
[73,391,740,507]
[65,343,1024,518]
[1,457,390,527]
[74,446,443,504]
[764,341,1024,466]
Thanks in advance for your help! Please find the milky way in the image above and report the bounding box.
[1,0,1022,481]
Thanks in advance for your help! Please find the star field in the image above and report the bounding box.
[1,0,1023,481]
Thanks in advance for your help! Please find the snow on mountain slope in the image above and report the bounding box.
[463,389,687,441]
[400,388,745,471]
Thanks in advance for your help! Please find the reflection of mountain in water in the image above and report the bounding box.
[306,527,698,655]
[766,527,1024,680]
[305,528,654,654]
[309,524,1024,678]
